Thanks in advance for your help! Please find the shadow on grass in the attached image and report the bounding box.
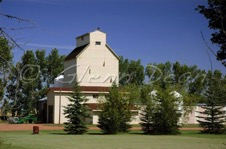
[129,132,145,135]
[47,130,204,136]
[128,130,145,135]
[49,132,68,135]
[88,130,145,135]
[180,130,201,135]
[49,132,104,135]
[87,130,145,135]
[87,132,104,135]
[48,130,104,135]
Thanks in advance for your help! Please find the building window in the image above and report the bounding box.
[93,94,99,99]
[95,41,101,45]
[81,36,84,40]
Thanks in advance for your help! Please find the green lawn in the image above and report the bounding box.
[1,130,226,149]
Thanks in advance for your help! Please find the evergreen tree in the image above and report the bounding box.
[140,75,183,135]
[139,84,154,134]
[140,103,154,134]
[140,88,182,135]
[97,83,132,134]
[63,81,90,134]
[197,102,225,134]
[197,71,226,134]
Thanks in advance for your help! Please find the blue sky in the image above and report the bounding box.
[1,0,225,73]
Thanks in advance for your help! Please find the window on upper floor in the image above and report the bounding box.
[95,41,101,45]
[81,36,84,40]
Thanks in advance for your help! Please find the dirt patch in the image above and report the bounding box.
[0,124,202,131]
[0,124,63,131]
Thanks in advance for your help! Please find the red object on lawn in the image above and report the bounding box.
[33,126,39,134]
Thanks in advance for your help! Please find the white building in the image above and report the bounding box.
[46,29,221,125]
[47,29,120,124]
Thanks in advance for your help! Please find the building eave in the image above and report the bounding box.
[105,44,120,60]
[47,86,110,94]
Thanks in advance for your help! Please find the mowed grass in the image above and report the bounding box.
[1,130,226,149]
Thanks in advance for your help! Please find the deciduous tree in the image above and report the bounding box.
[5,63,22,116]
[46,48,65,87]
[0,37,13,116]
[196,0,226,66]
[20,50,40,116]
[119,56,144,86]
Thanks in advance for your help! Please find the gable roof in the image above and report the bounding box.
[64,43,119,61]
[76,29,106,39]
[105,44,120,60]
[64,44,89,61]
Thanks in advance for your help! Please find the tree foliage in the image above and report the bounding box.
[64,81,90,134]
[197,70,226,134]
[119,56,144,86]
[97,83,132,134]
[20,50,41,116]
[0,37,13,83]
[141,61,206,134]
[5,63,22,116]
[140,84,182,135]
[196,0,226,66]
[146,61,207,103]
[46,49,65,87]
[4,48,65,118]
[0,37,13,116]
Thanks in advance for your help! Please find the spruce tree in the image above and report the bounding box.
[197,72,226,134]
[97,83,132,134]
[64,81,90,134]
[197,102,225,134]
[140,103,155,134]
[140,85,182,135]
[140,85,154,134]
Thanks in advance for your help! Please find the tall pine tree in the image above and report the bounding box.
[197,71,226,134]
[63,81,90,134]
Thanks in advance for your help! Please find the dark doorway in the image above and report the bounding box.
[48,105,53,123]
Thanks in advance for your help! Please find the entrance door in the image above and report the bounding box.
[48,105,53,123]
